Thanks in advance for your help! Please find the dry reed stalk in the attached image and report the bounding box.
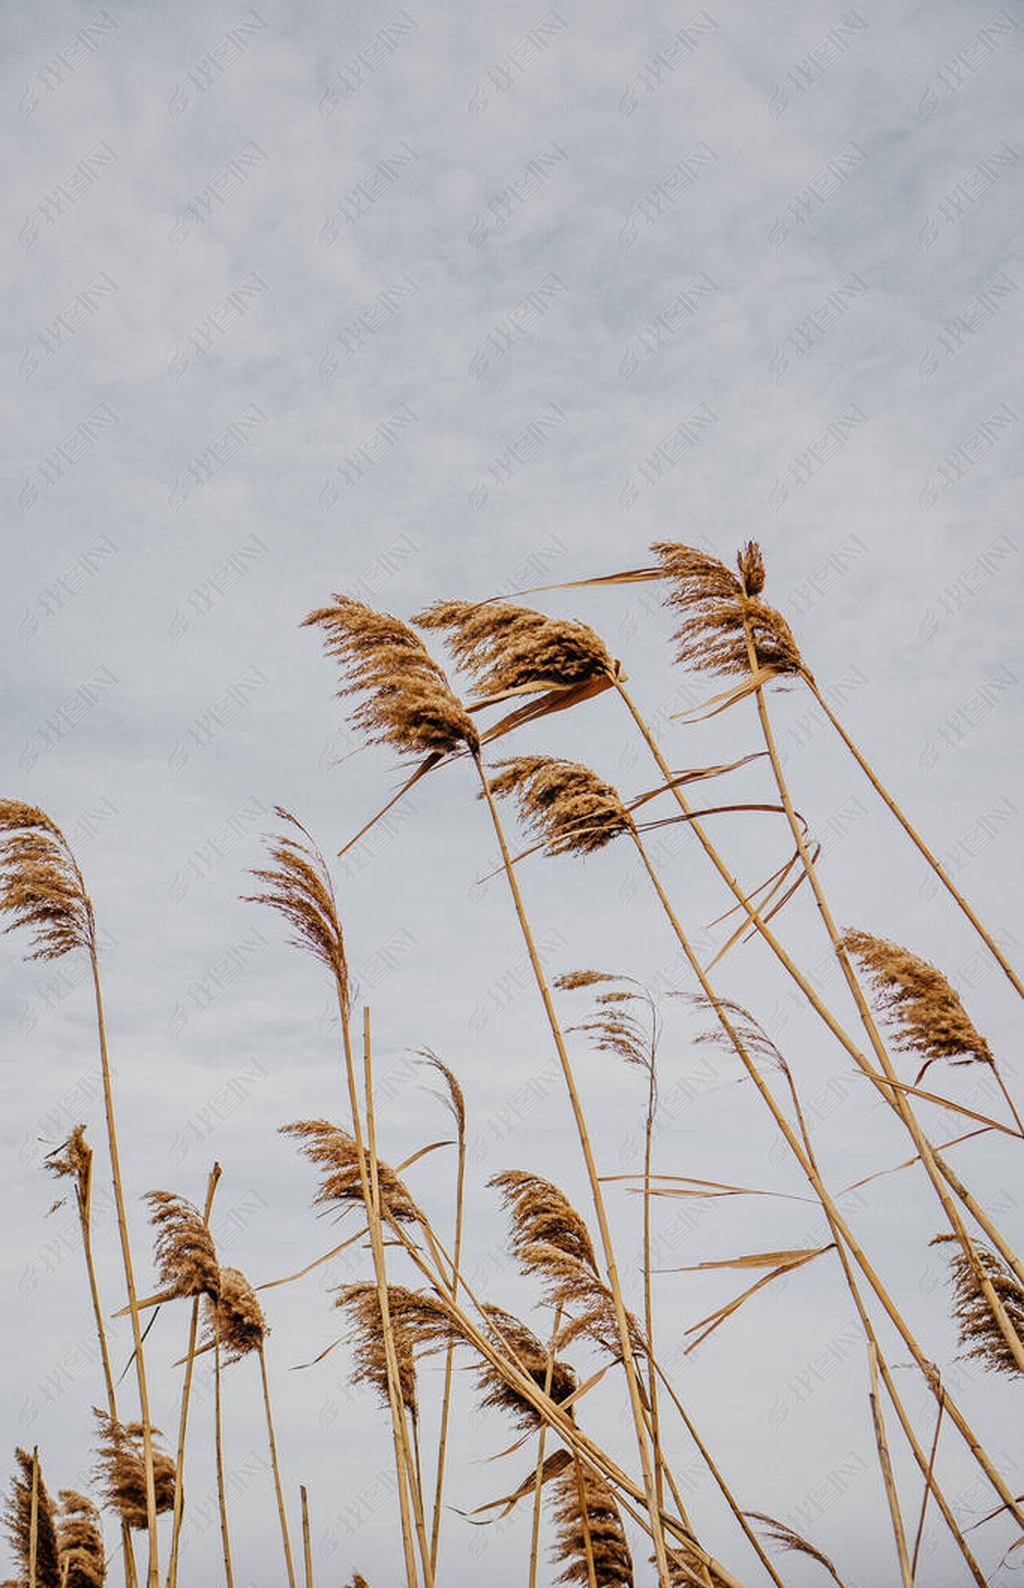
[211,1307,232,1588]
[0,805,159,1585]
[299,1486,313,1588]
[558,973,668,1520]
[623,833,1014,1564]
[804,672,1024,1004]
[302,601,672,1582]
[248,812,421,1588]
[56,1491,106,1588]
[866,1343,913,1587]
[528,1307,565,1588]
[47,1132,137,1588]
[165,1162,221,1588]
[474,762,673,1586]
[707,553,1024,1376]
[417,1055,466,1577]
[362,1018,434,1588]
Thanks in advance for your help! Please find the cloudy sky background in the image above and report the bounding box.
[2,0,1023,1582]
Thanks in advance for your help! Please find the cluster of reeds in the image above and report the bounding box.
[3,540,1023,1586]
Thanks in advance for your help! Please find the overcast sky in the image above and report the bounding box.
[2,1,1023,1583]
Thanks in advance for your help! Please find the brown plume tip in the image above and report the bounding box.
[204,1266,268,1361]
[244,809,349,1007]
[335,1283,418,1418]
[4,1448,60,1588]
[551,1460,634,1587]
[651,541,804,680]
[476,1305,577,1430]
[93,1413,175,1530]
[56,1490,106,1588]
[931,1234,1024,1378]
[303,596,479,758]
[145,1190,220,1302]
[281,1120,421,1225]
[489,1170,598,1274]
[0,802,94,962]
[486,756,633,855]
[841,929,993,1080]
[414,599,616,696]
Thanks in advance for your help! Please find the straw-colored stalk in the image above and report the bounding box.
[48,1131,137,1588]
[528,1305,564,1588]
[166,1163,222,1588]
[300,1485,313,1588]
[257,1340,297,1588]
[362,1011,433,1587]
[624,822,1019,1556]
[805,672,1024,1005]
[473,757,672,1586]
[866,1344,912,1588]
[731,592,1024,1376]
[246,810,422,1588]
[420,1055,466,1577]
[211,1306,233,1588]
[605,673,1024,1522]
[29,1448,39,1588]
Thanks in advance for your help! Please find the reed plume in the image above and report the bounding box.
[244,808,349,1007]
[203,1267,267,1363]
[56,1491,106,1588]
[652,542,803,682]
[932,1234,1024,1377]
[302,597,479,759]
[414,600,615,695]
[486,757,634,855]
[839,931,994,1083]
[489,1170,599,1274]
[280,1120,420,1226]
[550,1460,633,1587]
[474,1305,578,1429]
[92,1417,174,1531]
[0,803,93,959]
[3,1448,60,1588]
[335,1284,418,1418]
[144,1191,220,1304]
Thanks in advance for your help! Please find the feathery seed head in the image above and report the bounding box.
[56,1490,105,1588]
[46,1125,93,1215]
[3,1448,60,1588]
[414,599,616,696]
[282,1120,421,1225]
[93,1413,175,1531]
[335,1283,418,1418]
[145,1190,220,1302]
[487,756,633,856]
[551,1461,634,1587]
[476,1305,577,1429]
[651,542,803,680]
[244,809,349,1009]
[204,1266,267,1362]
[489,1170,598,1274]
[841,930,993,1079]
[303,597,479,758]
[0,802,94,961]
[931,1234,1024,1378]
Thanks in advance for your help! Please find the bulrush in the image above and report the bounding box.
[245,808,349,1003]
[56,1491,106,1588]
[487,757,634,855]
[414,599,616,695]
[302,597,479,759]
[281,1120,420,1226]
[932,1234,1024,1378]
[3,1448,60,1588]
[45,1124,92,1212]
[840,930,994,1082]
[652,540,803,681]
[93,1416,175,1531]
[550,1460,634,1587]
